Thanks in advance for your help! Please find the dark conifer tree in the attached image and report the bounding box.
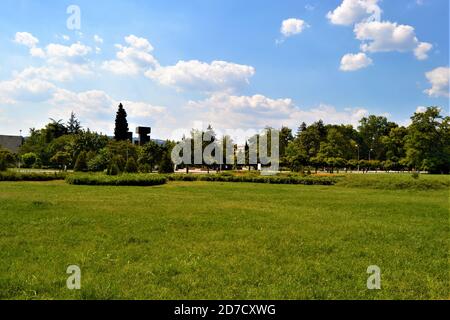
[67,112,82,134]
[114,103,129,141]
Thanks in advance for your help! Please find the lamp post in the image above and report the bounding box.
[18,130,22,171]
[356,144,360,172]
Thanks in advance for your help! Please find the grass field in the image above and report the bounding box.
[0,177,448,300]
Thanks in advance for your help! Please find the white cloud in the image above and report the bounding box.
[94,35,104,44]
[30,47,46,58]
[340,52,373,71]
[102,35,158,75]
[15,63,93,83]
[186,93,368,130]
[327,0,381,26]
[0,76,56,104]
[49,88,168,134]
[45,42,92,64]
[280,18,308,37]
[354,21,432,60]
[416,106,427,113]
[414,42,433,60]
[146,60,255,92]
[14,32,39,48]
[424,67,450,98]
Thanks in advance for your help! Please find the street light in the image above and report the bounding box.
[18,130,22,171]
[355,144,360,172]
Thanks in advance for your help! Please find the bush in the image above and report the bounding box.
[336,174,450,190]
[74,151,88,172]
[21,153,38,168]
[166,173,338,185]
[125,158,138,173]
[66,173,167,186]
[0,171,66,181]
[107,163,120,176]
[158,153,174,174]
[0,158,7,172]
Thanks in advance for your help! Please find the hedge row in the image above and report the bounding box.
[336,174,450,190]
[0,171,66,181]
[65,173,167,186]
[166,174,338,185]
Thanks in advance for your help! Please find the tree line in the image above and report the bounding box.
[0,105,448,174]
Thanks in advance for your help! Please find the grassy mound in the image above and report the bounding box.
[0,171,66,181]
[65,173,167,186]
[337,174,450,190]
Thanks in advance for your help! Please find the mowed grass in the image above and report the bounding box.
[0,179,448,300]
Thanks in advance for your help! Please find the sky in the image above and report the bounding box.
[0,0,448,142]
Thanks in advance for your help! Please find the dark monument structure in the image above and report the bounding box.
[136,127,151,146]
[0,135,24,153]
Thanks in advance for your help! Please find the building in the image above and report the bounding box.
[0,135,23,153]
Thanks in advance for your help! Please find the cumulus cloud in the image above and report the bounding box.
[102,35,158,75]
[424,67,450,98]
[94,35,104,44]
[146,60,255,92]
[354,21,432,60]
[280,18,308,37]
[45,42,92,64]
[327,0,381,26]
[0,76,56,105]
[49,88,168,134]
[186,93,368,130]
[14,32,39,48]
[340,52,373,71]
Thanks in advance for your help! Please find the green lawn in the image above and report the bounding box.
[0,180,448,300]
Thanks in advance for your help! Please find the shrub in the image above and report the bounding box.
[411,172,420,179]
[66,173,167,186]
[0,171,66,181]
[107,163,120,176]
[336,174,449,190]
[158,153,174,174]
[88,154,108,172]
[0,158,6,172]
[125,158,138,173]
[21,153,38,168]
[74,151,88,172]
[166,173,338,185]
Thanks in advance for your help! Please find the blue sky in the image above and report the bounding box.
[0,0,448,140]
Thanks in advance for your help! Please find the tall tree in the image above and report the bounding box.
[67,112,82,134]
[114,103,129,141]
[358,115,397,160]
[404,107,450,173]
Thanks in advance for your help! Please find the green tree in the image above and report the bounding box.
[50,151,71,170]
[0,148,15,171]
[404,107,450,173]
[125,157,138,173]
[21,153,38,168]
[159,142,175,174]
[74,151,88,172]
[138,140,162,172]
[279,126,294,167]
[358,115,397,160]
[67,112,82,134]
[381,126,407,171]
[114,103,129,141]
